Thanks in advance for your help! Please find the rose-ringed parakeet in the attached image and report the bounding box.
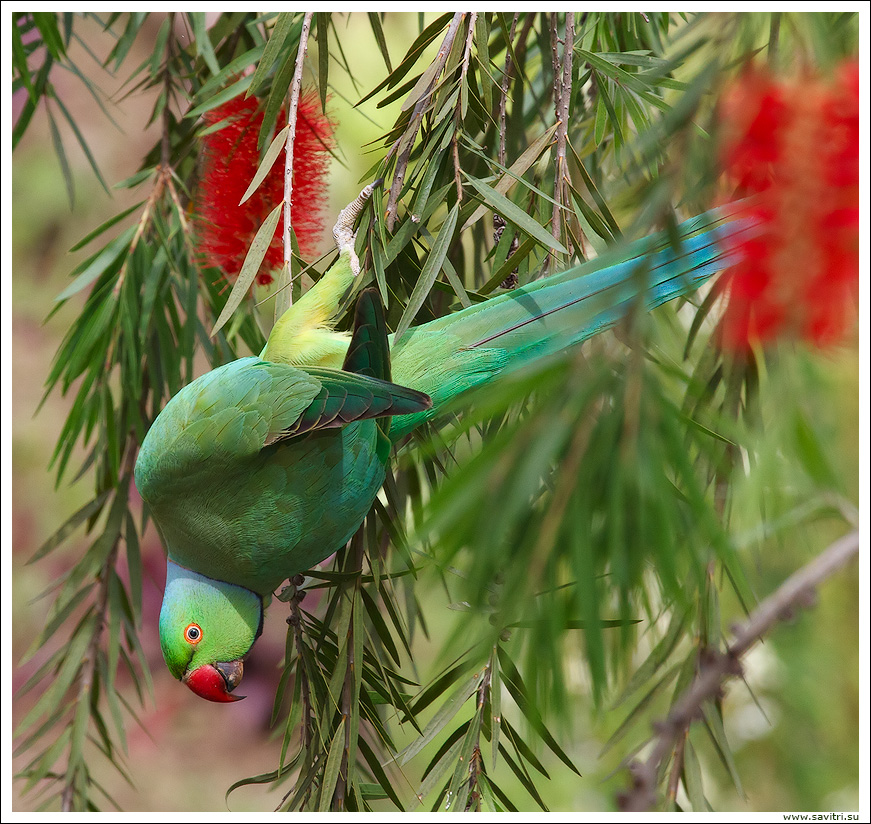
[134,188,755,701]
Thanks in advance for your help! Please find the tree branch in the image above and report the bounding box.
[385,12,463,231]
[276,10,314,320]
[617,529,860,811]
[550,13,573,264]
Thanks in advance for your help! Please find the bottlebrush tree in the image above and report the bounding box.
[11,11,861,814]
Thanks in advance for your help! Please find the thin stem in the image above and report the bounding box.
[665,727,688,807]
[277,10,314,321]
[386,12,464,230]
[161,12,174,168]
[618,530,860,811]
[498,14,519,168]
[452,134,463,202]
[333,532,365,810]
[288,579,314,754]
[60,442,137,811]
[550,13,574,263]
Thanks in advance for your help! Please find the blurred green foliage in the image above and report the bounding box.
[10,11,860,813]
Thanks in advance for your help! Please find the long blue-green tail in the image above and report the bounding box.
[388,206,757,440]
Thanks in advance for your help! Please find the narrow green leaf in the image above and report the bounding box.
[358,736,405,810]
[259,50,296,150]
[20,727,71,792]
[420,721,469,781]
[398,671,480,765]
[463,175,568,254]
[497,650,580,775]
[360,588,401,666]
[496,742,549,811]
[13,56,52,149]
[46,108,74,207]
[478,236,536,295]
[29,490,113,565]
[702,703,745,798]
[148,16,171,79]
[187,75,250,120]
[11,18,35,101]
[197,44,265,100]
[15,648,67,702]
[22,583,95,662]
[33,12,66,59]
[446,707,483,810]
[474,14,492,111]
[356,13,453,107]
[461,125,558,231]
[318,718,346,811]
[124,513,142,622]
[211,203,282,336]
[69,201,145,253]
[240,125,289,205]
[683,738,708,811]
[249,12,294,96]
[105,12,147,71]
[367,13,392,72]
[499,716,550,778]
[613,610,686,707]
[316,12,330,112]
[189,13,220,76]
[594,93,608,145]
[394,202,459,342]
[569,193,609,255]
[15,616,93,738]
[55,226,136,302]
[54,84,109,194]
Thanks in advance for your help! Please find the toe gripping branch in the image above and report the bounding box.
[332,179,383,277]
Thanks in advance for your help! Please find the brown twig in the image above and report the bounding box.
[385,12,464,231]
[60,442,138,811]
[460,12,476,87]
[276,10,314,320]
[617,529,860,812]
[451,134,463,202]
[287,575,314,753]
[332,531,365,809]
[494,14,521,290]
[498,14,519,169]
[111,15,176,303]
[450,11,477,204]
[550,13,574,264]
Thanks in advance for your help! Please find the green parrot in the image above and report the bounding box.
[134,188,755,701]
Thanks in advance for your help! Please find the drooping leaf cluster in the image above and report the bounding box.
[13,11,859,813]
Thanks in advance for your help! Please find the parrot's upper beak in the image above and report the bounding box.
[183,660,245,703]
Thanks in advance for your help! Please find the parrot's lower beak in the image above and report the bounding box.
[183,660,245,703]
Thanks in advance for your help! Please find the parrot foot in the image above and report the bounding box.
[332,179,383,275]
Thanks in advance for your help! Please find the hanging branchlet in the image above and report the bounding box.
[276,11,314,320]
[549,13,575,267]
[385,12,464,230]
[494,14,521,290]
[618,531,859,812]
[16,11,859,816]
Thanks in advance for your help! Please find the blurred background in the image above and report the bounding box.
[9,12,861,812]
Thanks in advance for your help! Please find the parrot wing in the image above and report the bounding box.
[136,358,429,500]
[136,288,430,506]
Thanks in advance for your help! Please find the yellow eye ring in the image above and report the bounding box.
[184,623,203,644]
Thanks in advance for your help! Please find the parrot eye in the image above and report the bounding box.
[184,623,203,644]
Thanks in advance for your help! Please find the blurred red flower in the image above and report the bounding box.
[197,91,333,286]
[718,61,859,350]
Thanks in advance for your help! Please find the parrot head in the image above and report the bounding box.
[159,562,264,703]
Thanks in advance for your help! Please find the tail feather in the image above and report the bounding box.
[389,207,756,440]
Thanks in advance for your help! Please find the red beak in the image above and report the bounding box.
[183,661,245,703]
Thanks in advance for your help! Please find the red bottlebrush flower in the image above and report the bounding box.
[197,91,333,286]
[717,61,859,351]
